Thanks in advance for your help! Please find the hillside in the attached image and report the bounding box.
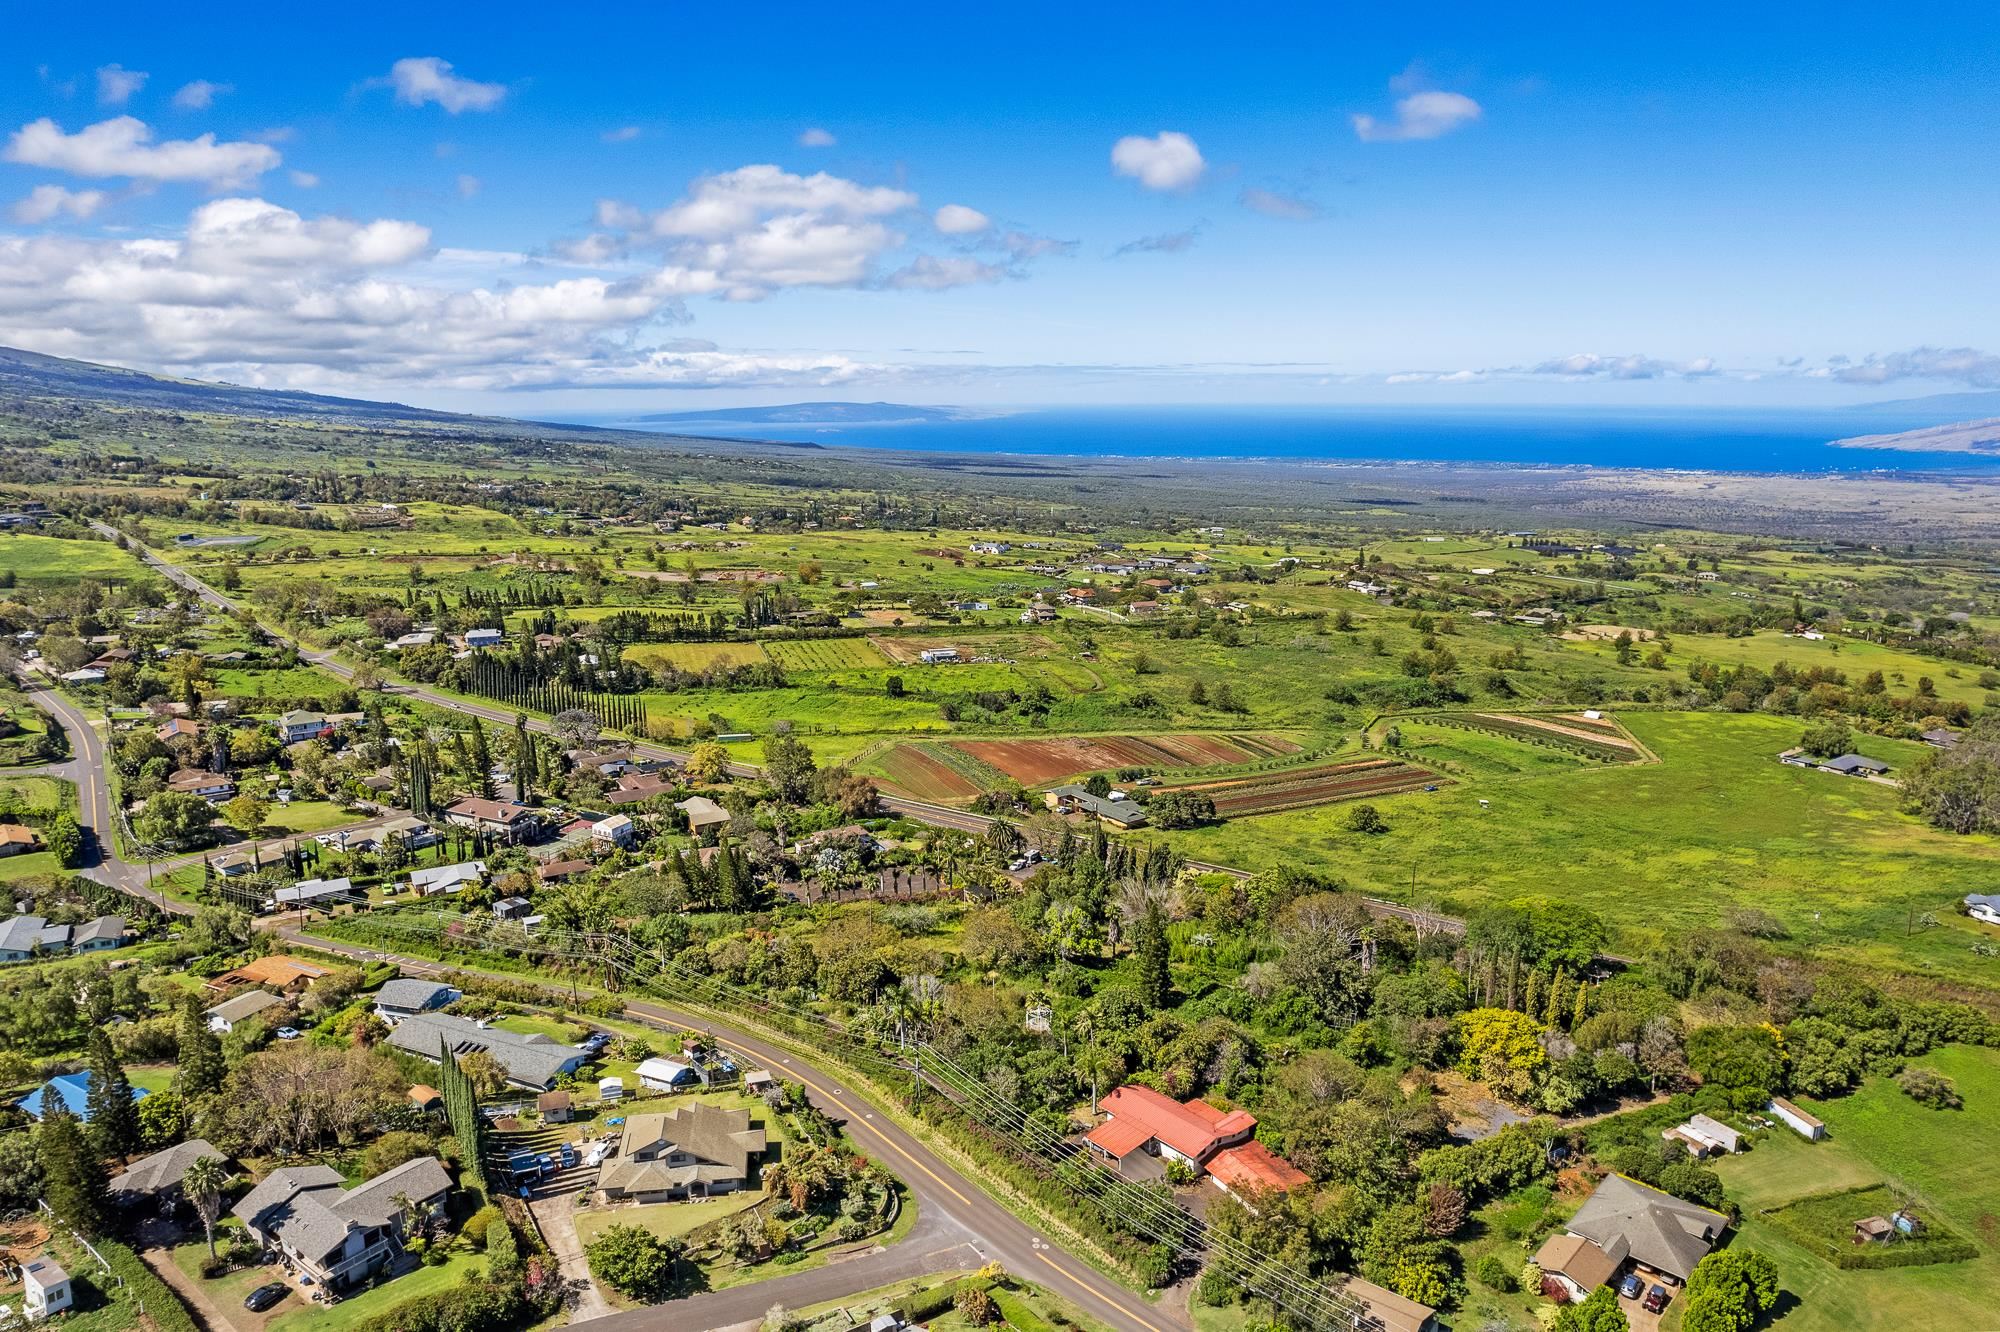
[1833,416,2000,455]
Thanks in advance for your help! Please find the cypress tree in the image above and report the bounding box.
[469,721,495,799]
[40,1109,109,1237]
[177,993,225,1099]
[85,1027,140,1158]
[1138,897,1172,1010]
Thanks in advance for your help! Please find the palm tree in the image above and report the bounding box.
[182,1155,229,1259]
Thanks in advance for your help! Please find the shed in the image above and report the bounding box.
[1769,1095,1826,1140]
[539,1090,574,1124]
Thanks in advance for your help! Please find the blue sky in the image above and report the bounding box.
[3,4,1997,413]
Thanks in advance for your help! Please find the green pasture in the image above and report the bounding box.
[1158,710,2000,985]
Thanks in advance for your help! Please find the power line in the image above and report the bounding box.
[310,905,1365,1328]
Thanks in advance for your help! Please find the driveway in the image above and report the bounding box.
[528,1182,614,1322]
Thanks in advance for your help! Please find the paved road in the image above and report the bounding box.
[286,925,1182,1332]
[20,571,1180,1331]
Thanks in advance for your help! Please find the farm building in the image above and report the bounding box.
[1663,1113,1741,1157]
[919,646,960,664]
[1820,753,1889,776]
[1045,785,1148,829]
[1769,1096,1826,1140]
[1966,893,2000,926]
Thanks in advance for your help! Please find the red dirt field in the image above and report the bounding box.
[874,744,983,799]
[951,733,1298,784]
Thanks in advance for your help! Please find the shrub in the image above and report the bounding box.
[955,1286,999,1326]
[463,1203,504,1250]
[1895,1067,1962,1109]
[1475,1253,1517,1292]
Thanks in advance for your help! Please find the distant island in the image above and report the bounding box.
[634,401,978,426]
[1832,416,2000,455]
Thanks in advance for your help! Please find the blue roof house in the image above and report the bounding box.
[19,1070,149,1122]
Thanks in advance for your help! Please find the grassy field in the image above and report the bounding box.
[0,532,157,584]
[1159,710,2000,983]
[1562,628,1998,707]
[623,641,771,672]
[1698,1046,2000,1332]
[765,637,891,671]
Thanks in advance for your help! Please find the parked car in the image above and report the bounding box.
[1619,1273,1643,1300]
[245,1283,289,1312]
[1644,1285,1670,1314]
[275,1026,302,1040]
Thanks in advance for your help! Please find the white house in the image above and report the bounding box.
[275,710,331,743]
[591,814,637,850]
[21,1257,72,1320]
[58,668,107,685]
[1965,893,2000,926]
[207,989,284,1033]
[465,628,503,649]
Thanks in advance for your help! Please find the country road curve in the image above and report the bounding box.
[17,599,1182,1331]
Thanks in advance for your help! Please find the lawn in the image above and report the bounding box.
[1158,711,2000,985]
[573,1192,761,1247]
[269,1250,483,1332]
[1691,1046,2000,1332]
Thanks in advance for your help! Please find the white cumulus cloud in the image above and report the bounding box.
[10,184,108,223]
[3,116,281,188]
[289,170,320,188]
[96,65,148,107]
[171,80,231,111]
[933,203,990,235]
[457,173,481,199]
[386,57,507,114]
[1111,131,1205,190]
[1353,90,1482,143]
[797,127,836,148]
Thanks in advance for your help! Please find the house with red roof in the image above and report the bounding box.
[1083,1085,1308,1200]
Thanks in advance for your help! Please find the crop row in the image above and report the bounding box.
[1423,713,1636,763]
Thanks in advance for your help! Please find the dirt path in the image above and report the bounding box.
[141,1244,244,1332]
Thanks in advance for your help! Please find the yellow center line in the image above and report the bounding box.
[1034,1251,1168,1332]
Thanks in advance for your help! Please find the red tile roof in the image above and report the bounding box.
[1207,1140,1310,1195]
[1090,1085,1257,1164]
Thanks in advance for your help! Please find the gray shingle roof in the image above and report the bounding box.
[0,916,70,954]
[374,978,458,1013]
[385,1012,587,1089]
[1565,1173,1729,1281]
[72,915,127,945]
[232,1158,452,1263]
[109,1138,226,1199]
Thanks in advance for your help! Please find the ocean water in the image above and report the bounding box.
[616,404,2000,474]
